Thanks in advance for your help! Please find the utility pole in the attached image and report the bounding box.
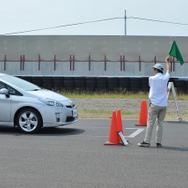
[124,10,127,35]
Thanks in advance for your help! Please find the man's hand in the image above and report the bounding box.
[165,55,173,63]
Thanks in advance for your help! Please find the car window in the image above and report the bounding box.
[1,75,41,91]
[0,82,5,89]
[0,81,22,96]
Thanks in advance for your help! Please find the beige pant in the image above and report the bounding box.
[144,104,167,144]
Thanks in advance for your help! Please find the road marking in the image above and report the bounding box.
[70,128,144,138]
[126,128,145,138]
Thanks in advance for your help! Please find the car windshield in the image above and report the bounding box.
[1,75,41,91]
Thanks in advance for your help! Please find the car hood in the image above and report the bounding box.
[27,89,72,103]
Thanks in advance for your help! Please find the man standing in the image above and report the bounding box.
[138,55,172,147]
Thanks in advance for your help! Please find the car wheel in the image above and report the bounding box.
[16,108,42,133]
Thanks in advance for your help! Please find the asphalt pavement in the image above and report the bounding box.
[0,119,187,188]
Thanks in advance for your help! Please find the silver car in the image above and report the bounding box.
[0,73,78,133]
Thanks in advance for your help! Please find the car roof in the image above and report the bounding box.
[0,73,8,77]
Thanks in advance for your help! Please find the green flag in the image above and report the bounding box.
[169,41,184,65]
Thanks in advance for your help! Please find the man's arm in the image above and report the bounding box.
[165,55,172,74]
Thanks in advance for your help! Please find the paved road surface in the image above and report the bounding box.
[0,119,187,188]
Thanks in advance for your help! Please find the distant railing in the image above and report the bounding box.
[0,54,186,72]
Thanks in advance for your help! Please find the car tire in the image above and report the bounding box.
[16,108,42,133]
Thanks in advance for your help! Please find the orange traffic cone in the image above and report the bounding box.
[116,109,124,143]
[104,111,122,145]
[117,109,129,145]
[116,109,124,134]
[135,99,148,126]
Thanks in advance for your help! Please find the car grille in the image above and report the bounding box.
[66,116,76,122]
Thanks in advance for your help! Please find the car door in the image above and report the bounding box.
[0,82,11,123]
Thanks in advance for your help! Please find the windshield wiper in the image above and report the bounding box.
[31,88,41,91]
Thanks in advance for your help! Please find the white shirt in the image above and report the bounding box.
[149,72,170,106]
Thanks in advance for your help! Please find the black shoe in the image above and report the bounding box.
[138,141,150,147]
[156,143,163,148]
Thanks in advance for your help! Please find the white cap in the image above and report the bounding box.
[152,63,164,72]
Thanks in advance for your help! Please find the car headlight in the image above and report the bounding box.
[38,98,64,107]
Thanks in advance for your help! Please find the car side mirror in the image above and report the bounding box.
[0,88,10,98]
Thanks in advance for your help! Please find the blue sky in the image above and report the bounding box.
[1,0,188,36]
